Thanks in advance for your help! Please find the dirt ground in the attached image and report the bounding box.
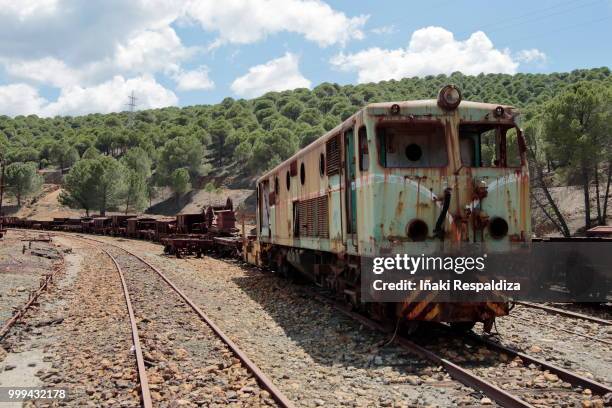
[0,231,58,322]
[1,231,610,407]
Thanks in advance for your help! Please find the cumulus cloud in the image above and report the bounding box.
[3,57,81,88]
[172,66,215,91]
[0,83,48,117]
[0,0,368,115]
[0,0,187,64]
[186,0,367,47]
[0,1,195,116]
[231,53,311,98]
[0,0,59,20]
[515,49,547,64]
[114,26,197,73]
[330,26,545,83]
[0,75,177,117]
[42,75,178,117]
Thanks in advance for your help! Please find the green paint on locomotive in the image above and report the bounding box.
[257,97,530,258]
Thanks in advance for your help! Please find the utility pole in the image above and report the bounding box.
[126,90,137,128]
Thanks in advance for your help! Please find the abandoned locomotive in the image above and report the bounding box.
[246,85,530,329]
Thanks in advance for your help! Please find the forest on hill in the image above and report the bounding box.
[0,67,610,234]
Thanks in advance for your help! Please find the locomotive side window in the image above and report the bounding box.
[300,162,306,185]
[459,124,521,167]
[319,153,325,177]
[358,126,369,171]
[377,122,447,168]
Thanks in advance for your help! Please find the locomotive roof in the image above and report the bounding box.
[258,99,517,182]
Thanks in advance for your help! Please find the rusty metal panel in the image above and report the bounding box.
[290,160,298,176]
[326,135,341,176]
[317,195,329,239]
[295,195,329,239]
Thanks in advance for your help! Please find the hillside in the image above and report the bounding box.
[1,67,610,233]
[1,67,610,183]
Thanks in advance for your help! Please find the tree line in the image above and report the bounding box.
[0,67,610,233]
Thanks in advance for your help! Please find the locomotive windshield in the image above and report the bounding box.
[459,124,521,168]
[377,122,447,168]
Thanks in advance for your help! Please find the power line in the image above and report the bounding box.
[470,0,581,32]
[481,0,604,36]
[456,0,604,38]
[509,14,611,44]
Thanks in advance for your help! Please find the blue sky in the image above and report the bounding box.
[0,0,609,116]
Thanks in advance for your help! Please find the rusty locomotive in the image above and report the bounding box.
[3,86,532,330]
[244,85,531,330]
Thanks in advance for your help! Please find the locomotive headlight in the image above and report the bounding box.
[494,106,505,118]
[437,85,462,110]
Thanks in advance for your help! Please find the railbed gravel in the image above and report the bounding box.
[104,245,277,408]
[1,234,141,407]
[474,304,611,388]
[413,326,609,408]
[97,237,498,407]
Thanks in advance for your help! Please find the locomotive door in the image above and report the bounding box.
[344,128,358,248]
[259,181,271,238]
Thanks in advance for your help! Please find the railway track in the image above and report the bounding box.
[308,289,612,408]
[0,234,64,340]
[62,234,294,408]
[516,301,612,326]
[507,312,612,346]
[6,229,610,407]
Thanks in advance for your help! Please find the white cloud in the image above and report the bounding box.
[0,0,367,117]
[114,26,197,73]
[0,1,199,116]
[0,83,47,117]
[330,26,543,83]
[0,0,188,64]
[0,0,59,20]
[371,25,396,35]
[42,75,178,117]
[0,75,177,117]
[515,48,547,64]
[186,0,367,47]
[230,53,311,98]
[173,66,215,91]
[3,57,81,88]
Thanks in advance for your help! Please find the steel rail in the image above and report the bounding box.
[515,301,611,326]
[509,314,612,346]
[307,290,535,408]
[101,247,153,408]
[69,234,295,408]
[466,332,612,397]
[0,233,64,340]
[44,232,153,408]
